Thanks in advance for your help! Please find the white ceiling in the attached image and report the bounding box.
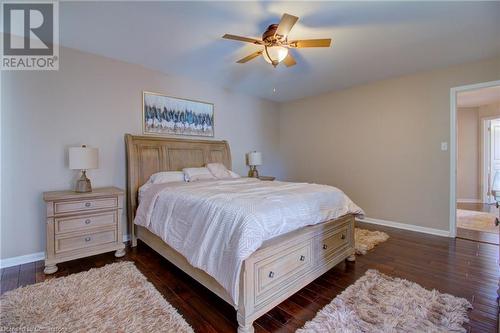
[457,85,500,108]
[59,1,500,102]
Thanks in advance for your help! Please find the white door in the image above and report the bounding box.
[489,119,500,203]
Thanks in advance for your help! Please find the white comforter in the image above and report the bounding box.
[134,178,363,306]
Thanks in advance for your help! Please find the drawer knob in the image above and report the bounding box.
[496,218,499,227]
[299,255,305,261]
[322,244,328,250]
[268,271,275,278]
[85,237,91,242]
[85,202,91,208]
[85,219,91,225]
[496,202,499,209]
[341,234,346,240]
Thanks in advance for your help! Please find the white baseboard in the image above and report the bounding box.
[356,217,451,237]
[0,252,45,269]
[0,234,131,269]
[457,198,483,203]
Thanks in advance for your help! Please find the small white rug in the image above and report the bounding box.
[0,262,193,333]
[355,228,389,255]
[297,269,471,333]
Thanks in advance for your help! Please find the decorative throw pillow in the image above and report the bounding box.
[229,170,241,179]
[206,163,241,179]
[183,167,216,182]
[148,171,185,184]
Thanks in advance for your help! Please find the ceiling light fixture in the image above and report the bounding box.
[263,46,288,67]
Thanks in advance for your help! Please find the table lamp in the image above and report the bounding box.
[247,151,262,178]
[69,145,98,193]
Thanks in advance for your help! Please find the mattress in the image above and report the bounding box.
[134,178,364,306]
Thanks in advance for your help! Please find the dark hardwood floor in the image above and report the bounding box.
[1,222,498,332]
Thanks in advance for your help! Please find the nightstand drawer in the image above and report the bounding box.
[54,197,117,215]
[55,212,117,234]
[55,228,117,254]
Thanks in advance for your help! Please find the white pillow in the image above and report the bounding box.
[229,170,241,178]
[183,167,216,182]
[206,163,241,179]
[148,171,185,184]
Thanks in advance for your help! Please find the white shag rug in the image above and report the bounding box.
[297,269,471,333]
[0,262,193,333]
[355,228,389,255]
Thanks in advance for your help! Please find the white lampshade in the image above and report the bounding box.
[247,151,262,166]
[69,146,98,170]
[263,46,288,64]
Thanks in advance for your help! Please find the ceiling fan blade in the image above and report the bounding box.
[275,13,299,37]
[289,39,332,48]
[222,34,263,45]
[236,51,263,63]
[283,53,296,67]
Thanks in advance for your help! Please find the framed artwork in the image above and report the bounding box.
[143,91,214,137]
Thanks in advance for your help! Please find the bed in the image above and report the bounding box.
[125,134,359,333]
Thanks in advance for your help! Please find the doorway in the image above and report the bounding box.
[482,118,500,204]
[453,82,500,244]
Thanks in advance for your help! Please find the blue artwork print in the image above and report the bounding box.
[143,92,214,137]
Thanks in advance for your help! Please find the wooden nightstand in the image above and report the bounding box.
[43,187,125,274]
[258,176,275,181]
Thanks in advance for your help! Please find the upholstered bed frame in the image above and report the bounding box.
[125,134,356,333]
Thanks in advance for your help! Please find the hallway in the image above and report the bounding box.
[457,203,499,244]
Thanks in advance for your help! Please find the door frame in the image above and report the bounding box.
[481,117,500,204]
[481,117,491,204]
[450,80,500,237]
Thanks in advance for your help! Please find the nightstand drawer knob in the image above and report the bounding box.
[84,219,91,225]
[85,237,91,242]
[341,234,346,240]
[85,202,91,208]
[323,244,328,250]
[299,255,305,261]
[268,271,275,278]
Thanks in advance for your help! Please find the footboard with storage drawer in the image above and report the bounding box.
[135,214,355,333]
[237,214,355,332]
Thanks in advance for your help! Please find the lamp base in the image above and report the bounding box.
[248,166,259,178]
[75,170,92,193]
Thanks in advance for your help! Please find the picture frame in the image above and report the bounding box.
[142,91,214,137]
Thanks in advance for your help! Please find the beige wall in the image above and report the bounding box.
[1,47,283,259]
[457,107,480,200]
[279,57,500,231]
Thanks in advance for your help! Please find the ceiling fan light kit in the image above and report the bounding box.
[222,13,332,68]
[263,46,288,67]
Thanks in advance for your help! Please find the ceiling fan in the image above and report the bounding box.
[222,13,332,68]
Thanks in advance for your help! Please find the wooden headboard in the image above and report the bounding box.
[125,134,232,244]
